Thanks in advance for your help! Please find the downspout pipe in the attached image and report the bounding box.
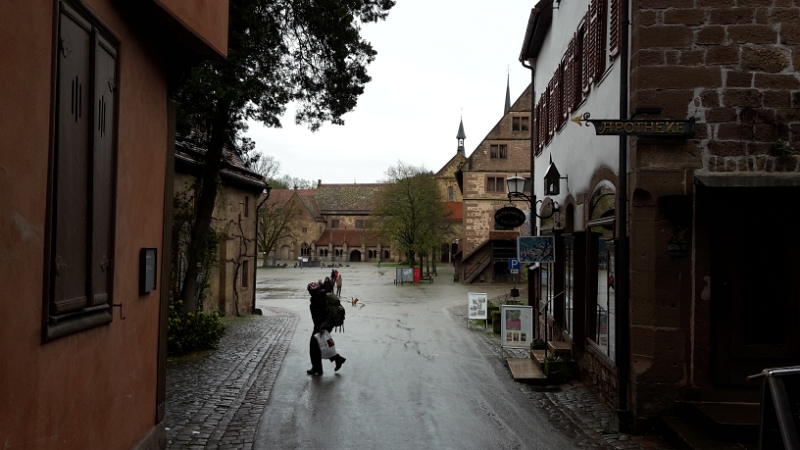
[520,58,537,322]
[251,184,272,313]
[616,0,632,432]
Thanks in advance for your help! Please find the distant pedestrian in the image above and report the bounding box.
[323,277,334,295]
[306,281,346,376]
[331,268,336,281]
[335,272,343,296]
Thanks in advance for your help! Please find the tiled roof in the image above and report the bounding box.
[296,190,322,221]
[314,184,387,214]
[175,140,267,192]
[444,202,463,222]
[265,189,295,208]
[316,229,387,247]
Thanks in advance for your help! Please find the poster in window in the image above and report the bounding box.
[467,292,488,320]
[517,236,556,263]
[500,305,533,349]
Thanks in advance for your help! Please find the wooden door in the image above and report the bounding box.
[711,187,800,386]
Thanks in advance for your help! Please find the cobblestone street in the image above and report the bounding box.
[164,266,675,450]
[165,309,298,450]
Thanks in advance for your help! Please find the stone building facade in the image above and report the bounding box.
[520,0,800,434]
[458,84,534,284]
[266,183,397,264]
[174,141,266,315]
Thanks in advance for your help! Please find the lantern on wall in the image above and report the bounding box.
[543,155,568,196]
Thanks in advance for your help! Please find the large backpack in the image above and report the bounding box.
[323,293,346,332]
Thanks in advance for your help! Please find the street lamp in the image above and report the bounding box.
[506,176,558,220]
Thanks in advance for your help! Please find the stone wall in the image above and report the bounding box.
[630,0,800,175]
[628,0,800,423]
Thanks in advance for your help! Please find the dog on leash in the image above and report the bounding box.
[350,297,359,306]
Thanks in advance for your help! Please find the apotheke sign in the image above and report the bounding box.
[572,115,695,138]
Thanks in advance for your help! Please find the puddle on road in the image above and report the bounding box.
[255,284,308,301]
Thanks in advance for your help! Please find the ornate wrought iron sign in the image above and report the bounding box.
[494,206,526,228]
[571,113,695,138]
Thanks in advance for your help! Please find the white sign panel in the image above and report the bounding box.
[467,292,488,320]
[500,305,533,349]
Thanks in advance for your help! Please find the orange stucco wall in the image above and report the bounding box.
[0,1,174,449]
[153,0,229,58]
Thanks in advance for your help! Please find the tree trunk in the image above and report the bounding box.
[179,104,230,312]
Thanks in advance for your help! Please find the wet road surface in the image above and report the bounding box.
[253,263,581,450]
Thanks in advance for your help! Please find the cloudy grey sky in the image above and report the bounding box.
[245,0,535,185]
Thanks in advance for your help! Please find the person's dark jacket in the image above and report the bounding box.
[310,288,329,332]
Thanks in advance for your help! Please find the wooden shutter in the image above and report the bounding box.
[575,29,584,107]
[609,0,621,59]
[585,3,597,89]
[544,84,552,144]
[594,0,608,79]
[556,63,564,129]
[535,102,541,152]
[563,36,574,112]
[90,34,117,307]
[53,5,92,314]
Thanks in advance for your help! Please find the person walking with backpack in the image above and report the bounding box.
[307,281,346,376]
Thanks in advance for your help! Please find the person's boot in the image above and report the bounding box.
[334,355,346,372]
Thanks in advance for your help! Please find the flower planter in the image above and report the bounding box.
[544,358,575,384]
[667,240,689,259]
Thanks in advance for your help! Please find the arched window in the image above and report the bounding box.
[587,183,616,360]
[301,243,310,256]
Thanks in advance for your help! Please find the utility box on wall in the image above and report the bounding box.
[140,248,157,295]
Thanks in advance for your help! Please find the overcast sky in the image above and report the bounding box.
[245,0,535,185]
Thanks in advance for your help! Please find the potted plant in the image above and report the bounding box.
[667,226,689,259]
[772,139,797,171]
[544,356,575,384]
[530,338,547,350]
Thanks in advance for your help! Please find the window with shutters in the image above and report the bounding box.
[44,1,120,341]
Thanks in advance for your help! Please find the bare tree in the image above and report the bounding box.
[251,153,280,182]
[257,191,302,265]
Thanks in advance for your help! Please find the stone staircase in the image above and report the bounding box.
[509,340,573,384]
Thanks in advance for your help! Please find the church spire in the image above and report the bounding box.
[456,115,466,155]
[504,72,511,115]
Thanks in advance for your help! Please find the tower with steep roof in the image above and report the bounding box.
[456,117,466,155]
[504,74,511,114]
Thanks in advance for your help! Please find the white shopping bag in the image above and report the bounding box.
[315,330,337,359]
